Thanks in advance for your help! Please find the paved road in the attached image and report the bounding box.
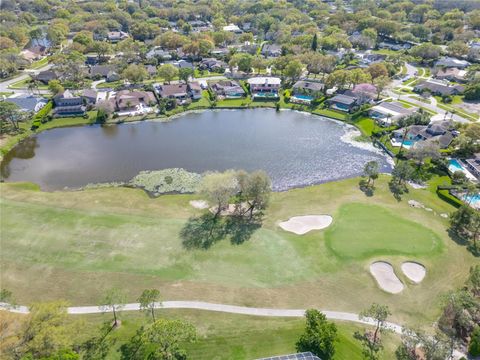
[0,64,52,94]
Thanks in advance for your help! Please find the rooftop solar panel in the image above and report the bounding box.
[256,352,322,360]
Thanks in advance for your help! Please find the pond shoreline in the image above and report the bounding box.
[1,108,392,192]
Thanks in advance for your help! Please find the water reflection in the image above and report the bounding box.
[1,109,391,190]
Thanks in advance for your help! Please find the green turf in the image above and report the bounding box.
[325,203,443,259]
[64,310,399,360]
[0,176,476,327]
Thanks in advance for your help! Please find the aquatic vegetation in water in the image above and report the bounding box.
[129,168,202,195]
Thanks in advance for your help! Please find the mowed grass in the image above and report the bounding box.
[34,310,398,360]
[0,176,476,327]
[325,203,442,259]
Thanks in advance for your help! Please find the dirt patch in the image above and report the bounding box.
[189,200,209,209]
[401,262,426,283]
[370,261,404,294]
[279,215,333,235]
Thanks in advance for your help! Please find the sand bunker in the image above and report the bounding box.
[189,200,209,209]
[370,261,404,294]
[279,215,333,235]
[401,262,426,283]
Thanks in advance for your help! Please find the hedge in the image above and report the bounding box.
[31,101,53,129]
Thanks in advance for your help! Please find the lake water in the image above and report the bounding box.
[1,109,391,191]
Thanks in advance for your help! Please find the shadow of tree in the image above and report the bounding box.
[359,179,374,197]
[180,213,262,250]
[180,213,226,250]
[447,228,480,257]
[388,180,408,202]
[225,215,262,245]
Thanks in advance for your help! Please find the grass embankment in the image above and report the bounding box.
[0,310,400,360]
[0,176,475,328]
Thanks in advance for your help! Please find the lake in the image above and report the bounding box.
[1,109,391,191]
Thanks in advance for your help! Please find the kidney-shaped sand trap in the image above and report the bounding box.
[401,262,426,283]
[279,215,333,235]
[370,261,404,294]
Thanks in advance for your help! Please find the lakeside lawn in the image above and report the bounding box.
[0,175,476,328]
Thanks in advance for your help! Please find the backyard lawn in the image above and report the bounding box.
[0,175,475,328]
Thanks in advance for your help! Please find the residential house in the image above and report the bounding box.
[89,65,118,80]
[464,154,480,179]
[211,48,230,58]
[20,46,47,62]
[261,44,282,58]
[392,120,456,149]
[369,101,416,126]
[155,83,190,104]
[146,47,172,61]
[166,59,194,70]
[223,24,242,34]
[247,77,281,99]
[359,53,387,66]
[85,55,100,66]
[82,89,98,106]
[378,41,410,51]
[414,79,465,96]
[189,82,202,100]
[53,90,86,117]
[291,81,324,104]
[146,65,157,78]
[111,90,157,112]
[199,58,227,72]
[107,31,129,43]
[435,57,470,69]
[3,95,48,113]
[434,67,467,83]
[327,94,358,112]
[33,70,59,84]
[210,80,245,98]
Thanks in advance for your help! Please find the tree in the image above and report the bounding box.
[48,80,64,95]
[100,288,126,328]
[283,59,303,83]
[229,53,253,73]
[409,43,442,64]
[200,171,238,220]
[122,64,148,83]
[120,319,196,360]
[449,205,480,254]
[13,301,75,359]
[396,328,450,360]
[363,161,379,188]
[355,303,391,360]
[311,33,318,52]
[251,56,267,74]
[80,322,115,360]
[469,326,480,357]
[466,265,480,297]
[373,76,390,100]
[237,170,271,219]
[367,63,388,82]
[138,289,161,322]
[157,64,178,84]
[91,41,112,61]
[447,41,469,58]
[296,309,337,360]
[407,141,440,168]
[0,101,28,132]
[178,67,193,84]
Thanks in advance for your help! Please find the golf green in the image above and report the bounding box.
[325,203,443,259]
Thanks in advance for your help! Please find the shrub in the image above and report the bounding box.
[469,327,480,357]
[442,95,452,104]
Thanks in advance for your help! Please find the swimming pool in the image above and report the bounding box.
[449,159,465,173]
[403,140,416,146]
[292,94,314,101]
[463,193,480,207]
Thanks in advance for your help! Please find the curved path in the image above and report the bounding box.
[1,300,402,332]
[1,300,468,358]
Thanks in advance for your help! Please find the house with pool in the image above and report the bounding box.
[327,94,358,112]
[290,80,324,104]
[391,121,456,149]
[209,80,245,99]
[247,77,281,100]
[448,156,480,181]
[369,101,417,126]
